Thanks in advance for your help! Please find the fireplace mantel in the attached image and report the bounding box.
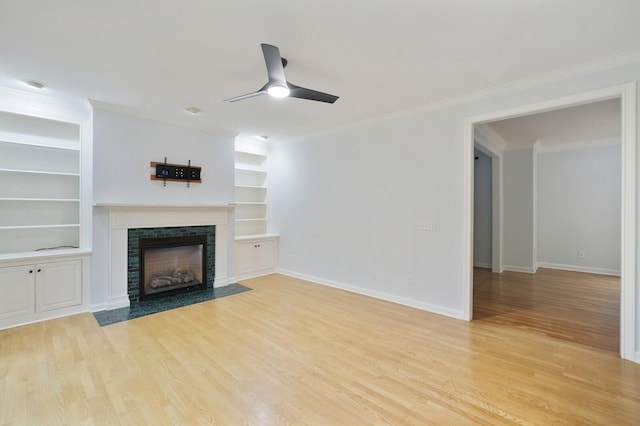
[95,203,234,309]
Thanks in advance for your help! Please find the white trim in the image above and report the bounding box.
[473,124,504,274]
[464,82,637,362]
[503,265,537,274]
[463,118,474,320]
[474,124,507,153]
[96,205,232,309]
[536,136,620,153]
[619,83,637,362]
[280,49,640,144]
[636,351,640,363]
[0,305,89,331]
[0,87,90,123]
[277,269,464,320]
[532,143,539,271]
[536,262,620,277]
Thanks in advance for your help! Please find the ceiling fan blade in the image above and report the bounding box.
[261,43,287,86]
[288,83,339,104]
[224,89,267,103]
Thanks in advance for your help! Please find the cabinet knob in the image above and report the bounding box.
[37,269,42,273]
[29,270,33,274]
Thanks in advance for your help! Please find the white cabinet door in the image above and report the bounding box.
[0,265,35,320]
[35,259,82,312]
[256,240,275,271]
[237,242,258,276]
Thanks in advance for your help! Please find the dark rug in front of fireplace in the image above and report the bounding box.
[92,283,252,326]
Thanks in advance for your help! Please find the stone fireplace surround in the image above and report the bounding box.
[96,204,232,310]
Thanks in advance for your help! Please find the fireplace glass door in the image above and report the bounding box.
[139,235,207,299]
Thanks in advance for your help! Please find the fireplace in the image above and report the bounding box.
[139,235,207,300]
[127,225,216,304]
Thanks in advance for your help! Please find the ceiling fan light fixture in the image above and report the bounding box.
[267,84,290,98]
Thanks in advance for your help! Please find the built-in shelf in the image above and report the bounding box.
[94,203,235,209]
[235,185,267,189]
[0,224,80,230]
[0,247,90,262]
[235,218,267,222]
[234,139,270,237]
[0,131,80,151]
[0,105,85,257]
[0,198,80,202]
[235,148,266,156]
[235,166,267,174]
[235,233,279,242]
[0,168,80,177]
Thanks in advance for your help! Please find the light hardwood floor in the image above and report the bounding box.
[473,267,620,353]
[1,273,639,425]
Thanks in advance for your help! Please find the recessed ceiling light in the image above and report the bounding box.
[185,106,201,115]
[25,80,45,89]
[258,135,269,141]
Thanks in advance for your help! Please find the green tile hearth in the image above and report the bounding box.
[93,283,251,326]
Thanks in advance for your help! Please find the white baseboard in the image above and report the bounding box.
[536,262,620,277]
[237,268,277,282]
[503,265,537,274]
[0,305,89,331]
[214,275,235,288]
[635,351,640,364]
[473,262,492,269]
[91,295,130,312]
[277,269,464,320]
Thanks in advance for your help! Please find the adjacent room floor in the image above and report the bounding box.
[473,267,620,353]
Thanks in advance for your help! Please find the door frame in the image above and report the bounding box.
[462,83,637,361]
[473,127,504,273]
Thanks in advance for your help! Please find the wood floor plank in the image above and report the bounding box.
[1,273,639,425]
[473,267,620,352]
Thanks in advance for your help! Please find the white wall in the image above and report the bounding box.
[92,108,234,205]
[503,149,535,272]
[473,149,492,268]
[269,58,640,353]
[90,107,235,305]
[537,144,621,274]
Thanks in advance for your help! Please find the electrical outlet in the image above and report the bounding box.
[289,254,295,264]
[407,275,414,286]
[371,272,377,281]
[419,222,436,231]
[578,250,586,259]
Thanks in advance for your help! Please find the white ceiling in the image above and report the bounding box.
[484,98,621,150]
[1,1,639,142]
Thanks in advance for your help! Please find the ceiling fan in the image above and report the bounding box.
[224,43,339,104]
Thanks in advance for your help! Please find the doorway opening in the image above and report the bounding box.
[463,83,636,360]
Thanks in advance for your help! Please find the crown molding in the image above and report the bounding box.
[474,124,507,155]
[88,100,237,139]
[280,48,640,145]
[535,136,620,153]
[0,87,90,123]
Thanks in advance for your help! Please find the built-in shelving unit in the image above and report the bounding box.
[234,140,269,237]
[0,87,92,330]
[233,137,279,279]
[0,109,82,255]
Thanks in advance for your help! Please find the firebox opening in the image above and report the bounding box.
[139,235,207,300]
